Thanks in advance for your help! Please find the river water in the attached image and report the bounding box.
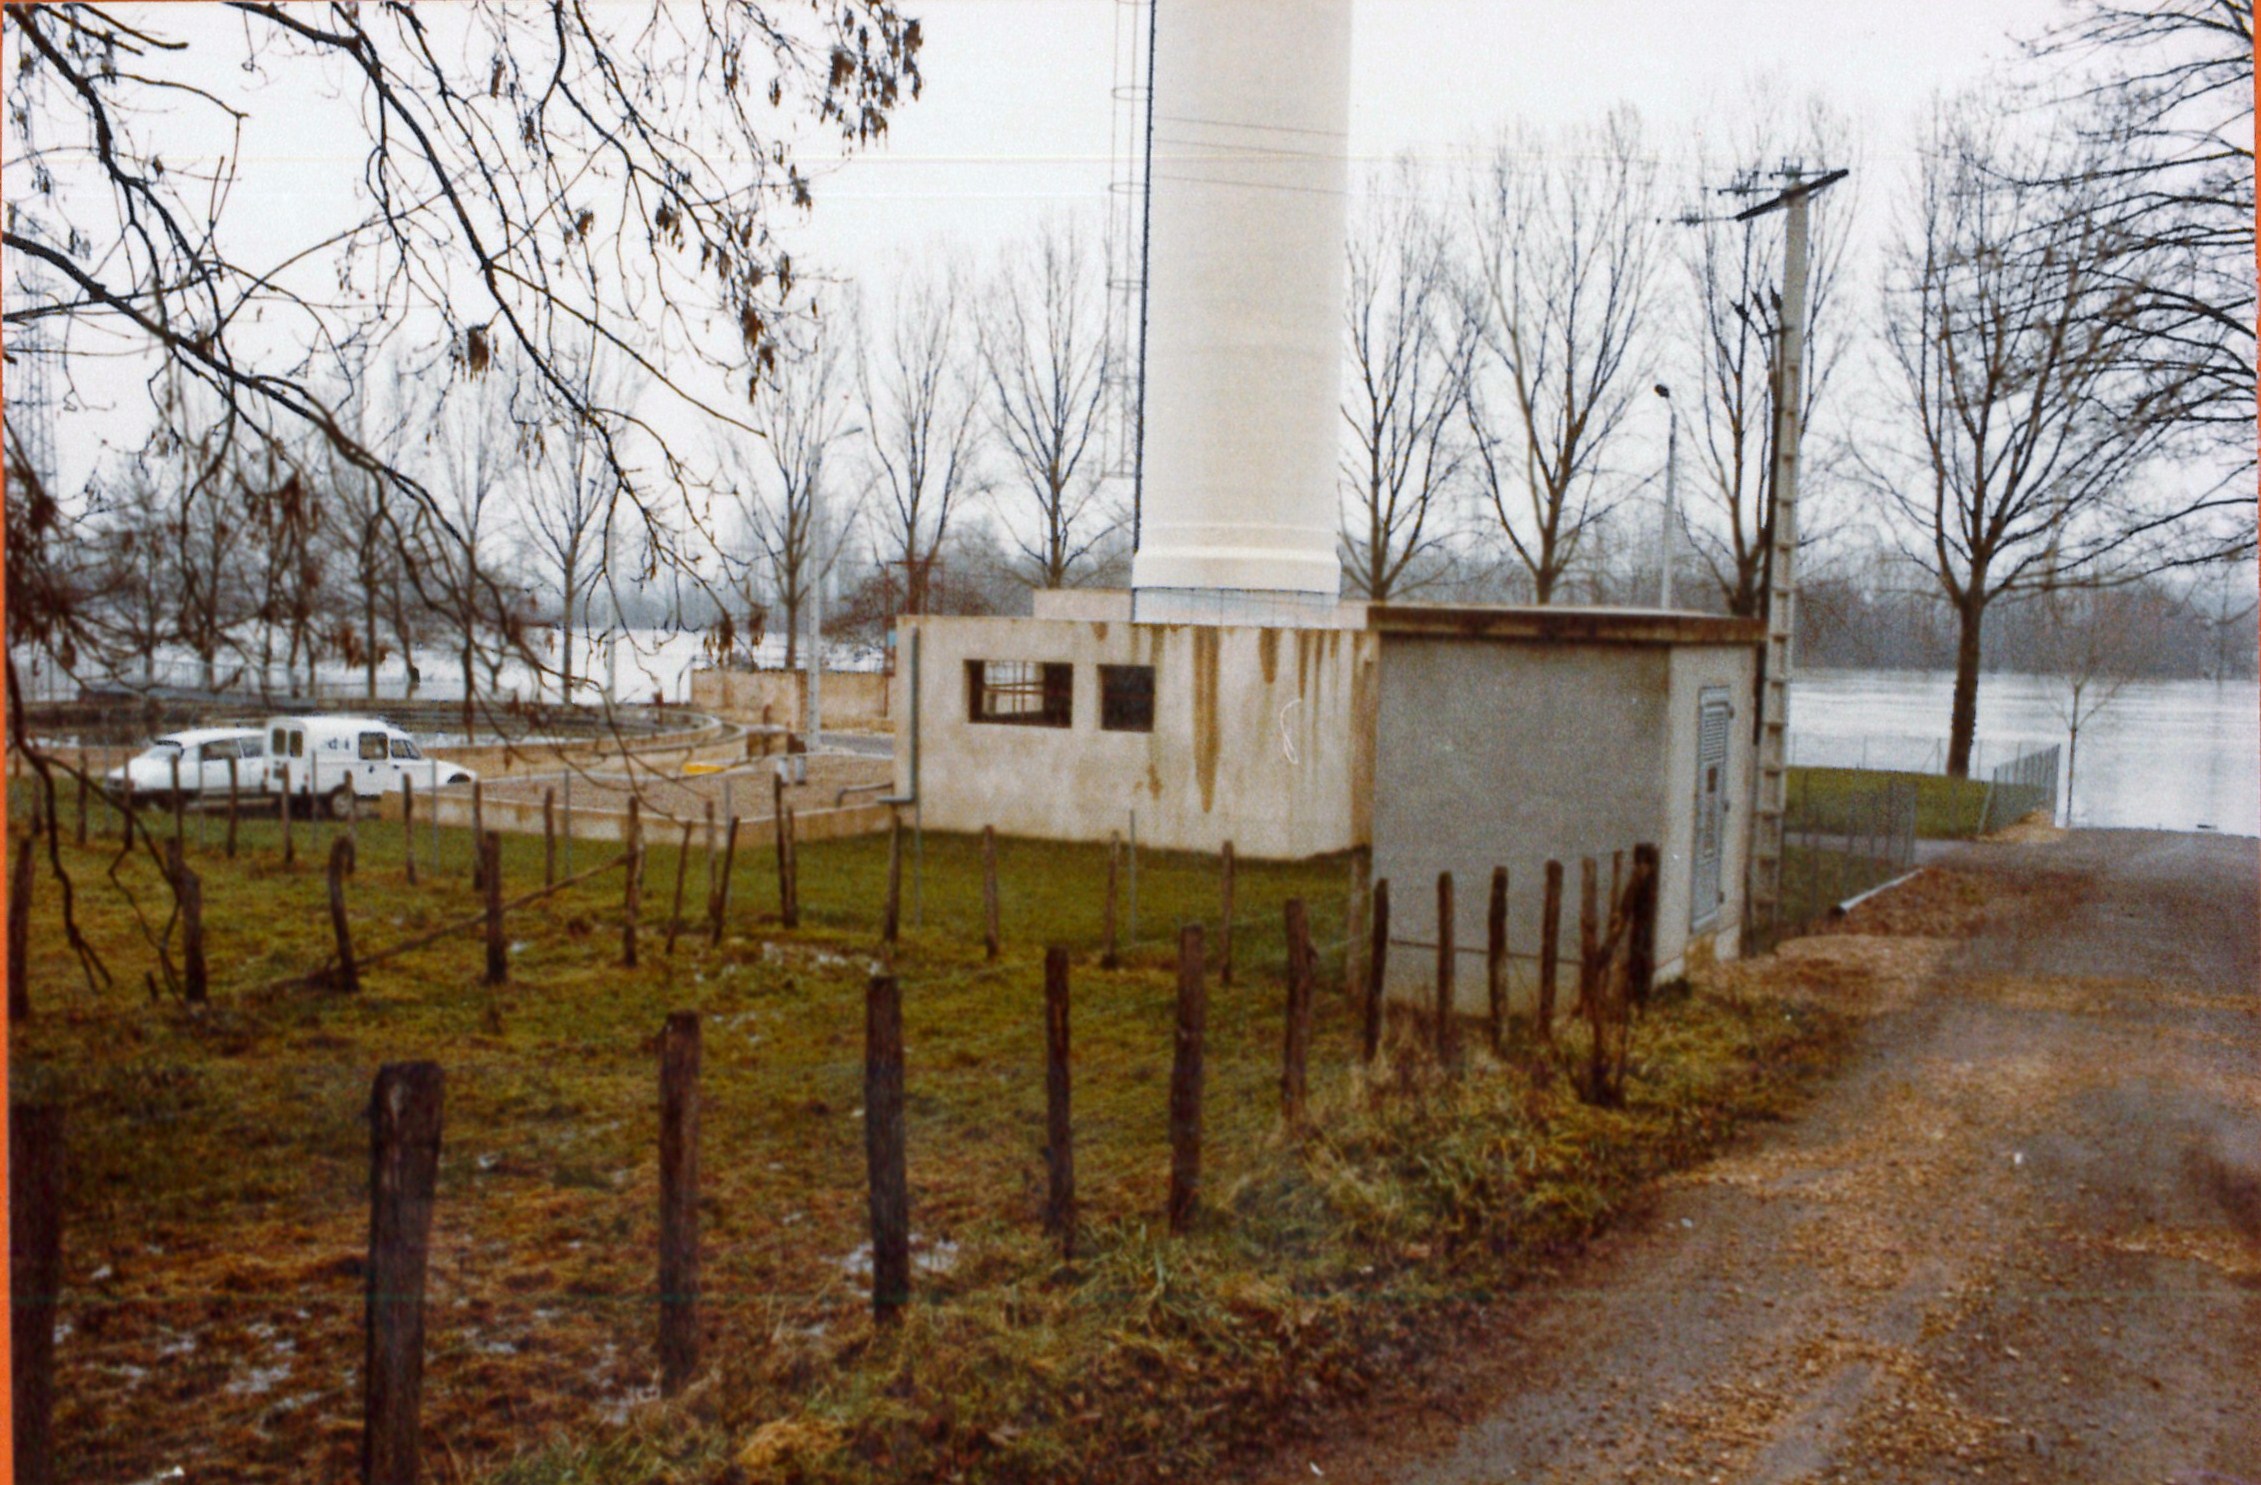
[1790,669,2258,836]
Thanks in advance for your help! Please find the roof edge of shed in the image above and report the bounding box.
[1365,603,1765,647]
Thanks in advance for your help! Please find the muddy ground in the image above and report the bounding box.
[1241,828,2260,1484]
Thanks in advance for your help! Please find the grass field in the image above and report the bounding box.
[10,806,1851,1485]
[1784,765,1995,840]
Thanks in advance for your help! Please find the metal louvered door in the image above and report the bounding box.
[1691,687,1732,931]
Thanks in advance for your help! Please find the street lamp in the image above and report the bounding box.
[1652,382,1678,610]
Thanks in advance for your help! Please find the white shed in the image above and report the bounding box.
[1365,604,1764,1010]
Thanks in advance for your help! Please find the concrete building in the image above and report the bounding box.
[1366,606,1764,1008]
[881,0,1766,990]
[891,590,1375,860]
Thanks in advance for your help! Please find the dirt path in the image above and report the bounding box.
[1248,829,2260,1485]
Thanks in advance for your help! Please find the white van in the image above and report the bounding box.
[263,715,476,818]
[107,727,268,804]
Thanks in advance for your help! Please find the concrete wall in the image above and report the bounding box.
[690,668,892,733]
[1370,635,1756,1012]
[894,614,1375,859]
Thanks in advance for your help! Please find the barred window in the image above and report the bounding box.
[1099,665,1155,733]
[967,660,1073,728]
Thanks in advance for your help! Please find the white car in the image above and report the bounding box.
[264,714,476,818]
[107,728,269,804]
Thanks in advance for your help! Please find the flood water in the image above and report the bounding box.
[1790,669,2259,837]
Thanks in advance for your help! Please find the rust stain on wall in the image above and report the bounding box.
[1191,627,1221,814]
[1258,627,1279,685]
[1092,621,1110,642]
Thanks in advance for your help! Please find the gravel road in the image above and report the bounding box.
[1247,829,2260,1485]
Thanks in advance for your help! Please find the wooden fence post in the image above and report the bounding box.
[864,973,910,1324]
[981,825,1002,964]
[347,783,360,855]
[170,754,185,856]
[1281,898,1313,1130]
[773,782,791,922]
[1167,925,1208,1235]
[1628,843,1660,1009]
[709,816,740,948]
[329,836,360,994]
[1101,835,1121,970]
[623,796,643,969]
[1537,862,1564,1043]
[471,779,486,891]
[781,807,799,929]
[1363,878,1389,1065]
[658,1011,701,1395]
[1486,867,1508,1056]
[363,1062,444,1485]
[882,810,903,946]
[1577,859,1599,1019]
[10,1100,63,1485]
[543,788,557,890]
[666,821,694,955]
[179,854,208,1005]
[483,832,507,987]
[9,840,34,1022]
[703,801,717,913]
[1435,871,1458,1070]
[1043,946,1075,1258]
[401,774,416,885]
[281,771,296,868]
[1218,840,1236,987]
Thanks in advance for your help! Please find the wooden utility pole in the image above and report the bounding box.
[1736,165,1846,940]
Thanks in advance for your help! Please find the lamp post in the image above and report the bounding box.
[1652,382,1678,610]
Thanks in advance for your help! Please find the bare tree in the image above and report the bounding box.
[1464,109,1661,604]
[520,348,645,703]
[2038,586,2170,822]
[419,359,523,713]
[979,222,1116,589]
[3,2,921,690]
[726,336,858,670]
[1866,94,2235,776]
[858,272,983,615]
[1676,92,1857,617]
[2023,0,2255,475]
[1339,165,1476,601]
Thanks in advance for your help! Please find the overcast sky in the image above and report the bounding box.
[779,0,2073,278]
[11,0,2082,502]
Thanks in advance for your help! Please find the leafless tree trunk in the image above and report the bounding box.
[1464,109,1660,604]
[1866,94,2223,776]
[727,335,857,670]
[521,346,643,704]
[1339,163,1476,601]
[858,273,983,617]
[979,223,1115,590]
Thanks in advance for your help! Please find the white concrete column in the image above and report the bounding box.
[1130,0,1352,619]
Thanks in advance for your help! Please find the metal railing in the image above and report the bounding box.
[1979,744,2061,834]
[1757,773,1921,950]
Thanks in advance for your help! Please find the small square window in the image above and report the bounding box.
[359,732,390,762]
[967,660,1073,728]
[1100,665,1155,733]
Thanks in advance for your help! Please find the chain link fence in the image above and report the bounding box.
[1979,743,2062,834]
